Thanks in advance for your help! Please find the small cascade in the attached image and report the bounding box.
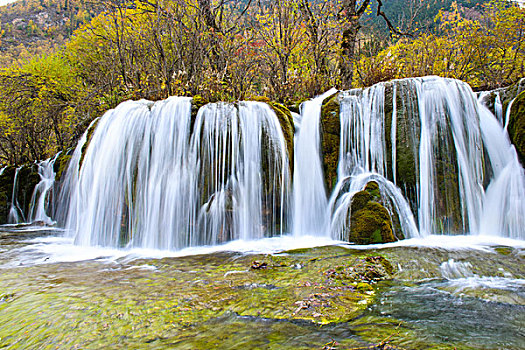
[292,89,337,236]
[8,167,23,224]
[65,97,291,249]
[55,119,97,233]
[440,259,475,280]
[328,85,419,240]
[28,155,59,224]
[478,105,525,239]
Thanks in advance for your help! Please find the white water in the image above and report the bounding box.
[292,89,337,237]
[324,76,524,240]
[28,155,58,224]
[7,167,22,224]
[12,76,524,249]
[64,97,291,249]
[55,119,97,234]
[440,259,475,279]
[478,105,525,239]
[328,84,419,241]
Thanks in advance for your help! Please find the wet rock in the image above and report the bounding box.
[348,181,396,244]
[508,90,525,167]
[53,151,72,182]
[320,93,341,193]
[250,261,267,270]
[0,166,16,223]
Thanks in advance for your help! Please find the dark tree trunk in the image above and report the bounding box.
[339,16,360,90]
[338,0,370,90]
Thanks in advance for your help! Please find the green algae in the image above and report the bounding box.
[0,246,398,349]
[1,239,523,350]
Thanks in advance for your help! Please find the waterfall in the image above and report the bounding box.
[65,97,291,249]
[328,76,524,240]
[48,76,524,248]
[28,155,58,224]
[478,105,525,239]
[328,84,418,240]
[292,89,337,237]
[8,167,23,224]
[55,119,97,234]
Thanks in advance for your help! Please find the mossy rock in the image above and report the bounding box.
[79,118,100,169]
[508,90,525,167]
[347,181,396,245]
[54,152,73,182]
[320,92,341,193]
[501,79,525,115]
[0,166,16,223]
[267,101,295,165]
[349,190,371,213]
[390,80,420,216]
[349,202,395,245]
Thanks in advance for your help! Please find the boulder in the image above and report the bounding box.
[347,181,396,245]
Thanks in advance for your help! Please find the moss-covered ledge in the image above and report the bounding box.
[508,90,525,167]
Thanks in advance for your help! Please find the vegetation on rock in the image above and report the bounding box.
[320,92,341,193]
[348,181,397,245]
[508,91,525,166]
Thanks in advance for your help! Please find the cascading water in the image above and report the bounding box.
[28,155,58,224]
[328,76,524,240]
[48,76,525,248]
[8,167,23,224]
[327,84,419,241]
[64,97,291,249]
[292,89,337,237]
[54,119,97,233]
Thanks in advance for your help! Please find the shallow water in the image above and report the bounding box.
[0,227,524,349]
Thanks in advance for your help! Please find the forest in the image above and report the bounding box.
[0,0,523,165]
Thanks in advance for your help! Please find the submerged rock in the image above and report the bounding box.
[348,181,396,245]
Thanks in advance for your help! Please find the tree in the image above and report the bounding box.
[354,0,525,89]
[0,53,97,164]
[338,0,414,89]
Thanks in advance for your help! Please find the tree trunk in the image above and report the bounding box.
[339,16,360,90]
